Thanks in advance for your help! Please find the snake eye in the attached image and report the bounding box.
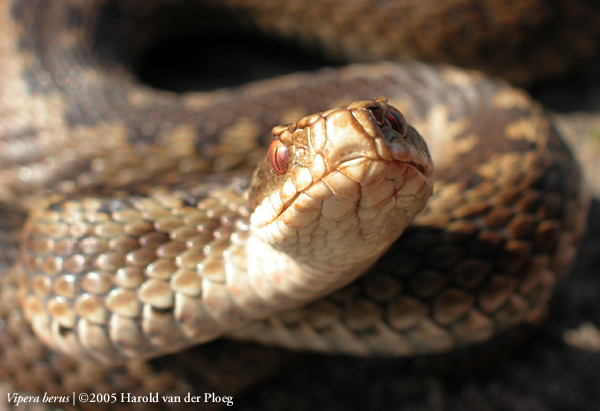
[268,139,289,175]
[385,109,407,138]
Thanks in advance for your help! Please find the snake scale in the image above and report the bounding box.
[0,0,593,409]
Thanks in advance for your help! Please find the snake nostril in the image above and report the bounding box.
[385,109,408,138]
[368,106,408,140]
[368,107,385,125]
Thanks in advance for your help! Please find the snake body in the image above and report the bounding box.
[0,0,589,407]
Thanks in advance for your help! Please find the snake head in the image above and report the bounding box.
[248,97,433,275]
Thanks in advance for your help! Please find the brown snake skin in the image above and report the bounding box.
[0,0,593,410]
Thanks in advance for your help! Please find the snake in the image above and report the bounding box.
[0,0,592,409]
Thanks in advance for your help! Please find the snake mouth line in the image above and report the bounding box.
[404,160,426,175]
[275,157,424,222]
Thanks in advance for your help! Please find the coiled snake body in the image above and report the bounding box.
[0,0,590,408]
